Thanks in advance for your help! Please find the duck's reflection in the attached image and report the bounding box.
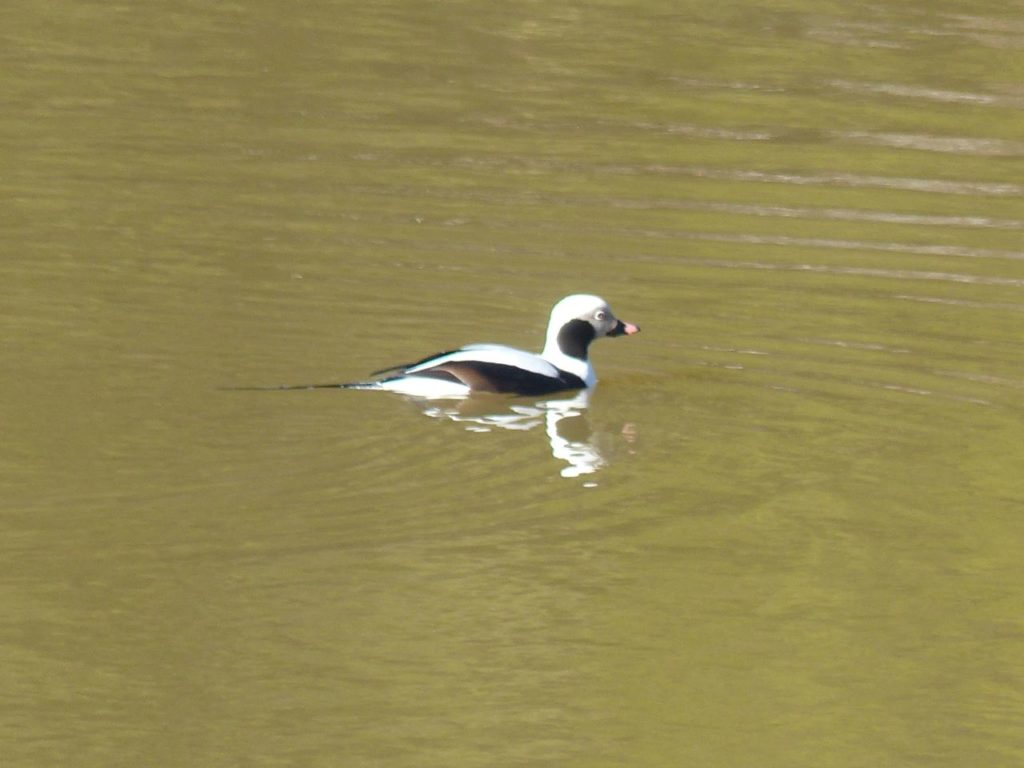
[418,389,613,479]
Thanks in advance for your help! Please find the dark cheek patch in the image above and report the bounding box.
[556,319,596,361]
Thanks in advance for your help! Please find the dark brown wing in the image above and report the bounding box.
[404,361,585,396]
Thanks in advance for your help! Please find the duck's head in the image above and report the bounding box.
[543,294,640,362]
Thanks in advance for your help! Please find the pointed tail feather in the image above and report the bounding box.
[220,382,373,392]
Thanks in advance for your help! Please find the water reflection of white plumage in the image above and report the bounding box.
[419,390,610,479]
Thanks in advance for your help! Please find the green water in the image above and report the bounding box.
[3,1,1023,766]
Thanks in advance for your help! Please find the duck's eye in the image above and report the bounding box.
[595,310,607,320]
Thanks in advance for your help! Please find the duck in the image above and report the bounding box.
[345,294,639,398]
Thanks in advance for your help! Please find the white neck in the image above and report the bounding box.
[542,331,596,386]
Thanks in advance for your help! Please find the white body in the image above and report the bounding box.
[353,294,636,398]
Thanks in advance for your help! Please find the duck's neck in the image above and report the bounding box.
[542,320,596,386]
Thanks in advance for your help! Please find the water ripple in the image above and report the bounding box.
[625,166,1023,197]
[837,131,1024,157]
[665,232,1024,262]
[936,371,1024,390]
[614,200,1022,231]
[631,121,775,141]
[893,294,1024,312]
[830,79,1022,108]
[687,258,1024,287]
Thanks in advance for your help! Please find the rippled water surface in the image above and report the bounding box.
[3,1,1023,766]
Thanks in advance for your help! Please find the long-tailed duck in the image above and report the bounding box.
[345,294,639,397]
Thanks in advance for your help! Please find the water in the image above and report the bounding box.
[3,1,1023,766]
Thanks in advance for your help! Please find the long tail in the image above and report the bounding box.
[220,382,377,392]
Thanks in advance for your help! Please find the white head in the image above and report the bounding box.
[541,294,640,385]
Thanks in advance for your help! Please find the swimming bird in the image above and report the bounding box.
[345,294,639,398]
